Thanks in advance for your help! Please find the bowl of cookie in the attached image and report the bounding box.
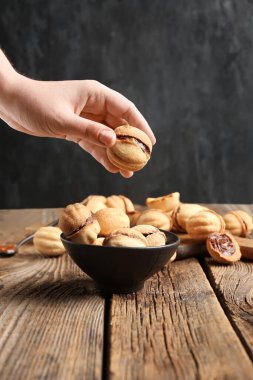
[59,199,179,294]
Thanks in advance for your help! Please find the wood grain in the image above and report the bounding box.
[0,209,104,380]
[234,236,253,260]
[176,233,207,260]
[203,204,253,363]
[204,259,253,362]
[0,208,61,243]
[109,258,253,380]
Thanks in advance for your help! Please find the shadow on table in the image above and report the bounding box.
[3,277,101,304]
[1,249,106,302]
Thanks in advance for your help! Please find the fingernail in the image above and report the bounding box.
[99,130,116,146]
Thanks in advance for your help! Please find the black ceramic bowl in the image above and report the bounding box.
[61,231,180,294]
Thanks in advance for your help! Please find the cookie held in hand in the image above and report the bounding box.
[59,203,100,244]
[106,125,152,172]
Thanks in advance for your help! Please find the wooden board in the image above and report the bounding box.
[234,236,253,260]
[108,258,253,380]
[176,233,207,259]
[204,258,253,362]
[203,204,253,364]
[0,209,104,380]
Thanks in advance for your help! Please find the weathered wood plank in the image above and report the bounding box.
[0,208,60,242]
[109,258,253,380]
[204,204,253,219]
[0,209,104,380]
[203,204,253,362]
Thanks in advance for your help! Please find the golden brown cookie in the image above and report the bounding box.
[95,208,130,236]
[103,228,148,247]
[59,203,92,236]
[33,226,65,256]
[223,210,253,237]
[106,195,135,213]
[186,210,225,240]
[169,253,177,262]
[146,192,180,212]
[93,237,105,246]
[81,195,107,205]
[133,225,166,246]
[59,203,100,244]
[106,125,152,171]
[172,204,207,233]
[136,209,171,230]
[206,232,241,263]
[85,198,107,214]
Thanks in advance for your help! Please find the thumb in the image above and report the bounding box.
[65,114,116,147]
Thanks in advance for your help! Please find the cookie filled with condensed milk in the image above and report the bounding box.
[106,125,152,171]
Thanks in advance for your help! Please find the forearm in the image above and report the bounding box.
[0,50,20,114]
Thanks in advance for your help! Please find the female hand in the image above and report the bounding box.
[0,51,155,177]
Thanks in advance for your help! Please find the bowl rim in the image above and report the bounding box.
[61,230,180,251]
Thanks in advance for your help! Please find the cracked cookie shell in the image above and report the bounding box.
[206,232,241,263]
[146,192,180,212]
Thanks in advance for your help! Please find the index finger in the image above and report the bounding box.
[105,87,156,144]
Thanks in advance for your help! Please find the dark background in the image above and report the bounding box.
[0,0,253,208]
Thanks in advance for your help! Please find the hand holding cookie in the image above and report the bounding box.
[0,50,155,178]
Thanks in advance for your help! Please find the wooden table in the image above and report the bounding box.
[0,205,253,380]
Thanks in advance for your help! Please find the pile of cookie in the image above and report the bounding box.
[57,196,168,250]
[145,193,252,264]
[33,192,253,264]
